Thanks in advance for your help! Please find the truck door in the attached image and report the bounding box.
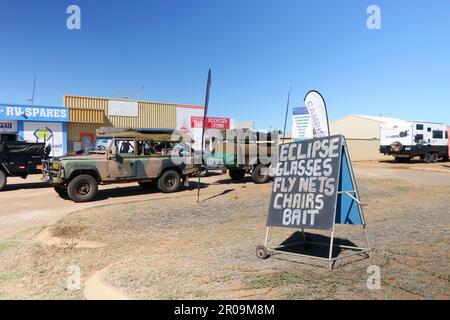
[134,141,161,178]
[108,139,137,179]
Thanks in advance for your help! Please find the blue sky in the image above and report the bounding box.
[0,0,449,129]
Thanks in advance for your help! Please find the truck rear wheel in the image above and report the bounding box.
[157,170,181,193]
[229,169,246,182]
[252,164,270,184]
[67,174,98,203]
[0,171,7,191]
[424,153,432,163]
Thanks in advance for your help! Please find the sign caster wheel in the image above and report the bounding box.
[256,245,270,260]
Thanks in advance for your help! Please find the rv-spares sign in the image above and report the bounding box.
[267,135,343,231]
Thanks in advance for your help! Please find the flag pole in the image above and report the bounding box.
[197,69,212,203]
[282,81,292,143]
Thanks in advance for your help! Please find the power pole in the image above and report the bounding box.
[28,75,37,105]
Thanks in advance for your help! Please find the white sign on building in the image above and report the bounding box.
[176,105,205,150]
[108,100,139,117]
[23,122,65,157]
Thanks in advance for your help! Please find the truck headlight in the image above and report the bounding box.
[59,168,65,178]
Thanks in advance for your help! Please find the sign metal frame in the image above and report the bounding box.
[258,137,371,270]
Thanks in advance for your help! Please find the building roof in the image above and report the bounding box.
[330,115,404,140]
[64,94,203,109]
[351,115,404,123]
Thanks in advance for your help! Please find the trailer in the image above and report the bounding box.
[379,121,449,162]
[206,129,277,183]
[0,141,50,190]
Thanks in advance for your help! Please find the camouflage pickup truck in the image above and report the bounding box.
[43,128,197,202]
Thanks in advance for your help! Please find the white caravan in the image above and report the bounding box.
[380,121,449,162]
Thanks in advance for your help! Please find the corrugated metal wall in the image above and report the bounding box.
[65,95,108,110]
[330,116,381,140]
[67,123,100,140]
[69,108,105,123]
[346,139,391,161]
[65,95,178,149]
[108,102,176,128]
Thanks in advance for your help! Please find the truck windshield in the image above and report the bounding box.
[89,138,112,153]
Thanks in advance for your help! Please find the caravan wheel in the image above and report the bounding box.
[0,171,7,191]
[431,153,439,163]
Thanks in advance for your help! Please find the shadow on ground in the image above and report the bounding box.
[91,182,210,201]
[379,159,449,164]
[215,176,273,185]
[3,181,52,191]
[201,188,235,202]
[270,231,369,268]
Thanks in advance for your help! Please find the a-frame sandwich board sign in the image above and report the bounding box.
[257,135,371,269]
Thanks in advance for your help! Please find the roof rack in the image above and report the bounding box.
[96,127,193,142]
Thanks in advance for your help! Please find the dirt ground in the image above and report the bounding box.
[0,161,448,300]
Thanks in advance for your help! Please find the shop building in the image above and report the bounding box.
[64,95,230,152]
[0,103,68,157]
[330,115,402,161]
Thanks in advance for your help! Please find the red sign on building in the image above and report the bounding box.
[191,116,230,129]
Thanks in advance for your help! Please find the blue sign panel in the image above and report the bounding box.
[293,107,309,116]
[335,149,363,225]
[0,104,69,122]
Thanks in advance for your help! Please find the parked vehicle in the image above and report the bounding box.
[206,129,277,183]
[0,141,50,190]
[380,121,449,162]
[194,150,227,177]
[43,128,197,202]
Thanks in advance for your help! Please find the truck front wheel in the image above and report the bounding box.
[158,170,181,193]
[196,167,209,178]
[0,171,7,191]
[67,174,98,203]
